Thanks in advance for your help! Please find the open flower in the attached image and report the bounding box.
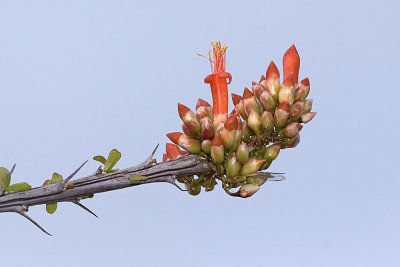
[203,42,232,116]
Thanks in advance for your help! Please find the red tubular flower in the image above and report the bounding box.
[204,42,232,115]
[283,44,300,84]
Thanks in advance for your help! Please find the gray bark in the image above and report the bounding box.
[0,152,213,235]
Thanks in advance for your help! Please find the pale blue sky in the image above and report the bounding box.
[0,1,399,266]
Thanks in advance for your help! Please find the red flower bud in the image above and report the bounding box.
[283,123,303,138]
[178,103,201,135]
[200,117,215,139]
[283,44,300,84]
[289,101,305,121]
[166,132,201,154]
[239,184,260,198]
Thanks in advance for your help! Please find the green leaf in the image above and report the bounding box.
[0,167,11,190]
[51,172,63,183]
[104,149,121,173]
[93,155,107,165]
[128,175,147,182]
[46,202,57,214]
[7,182,32,192]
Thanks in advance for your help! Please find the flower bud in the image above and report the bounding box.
[260,61,280,101]
[236,143,249,164]
[247,110,262,136]
[211,133,225,165]
[251,83,265,100]
[263,144,281,162]
[261,111,274,133]
[304,99,313,113]
[213,113,227,131]
[241,158,266,175]
[226,155,241,178]
[201,139,211,154]
[187,183,201,196]
[242,87,262,117]
[200,117,215,139]
[232,93,247,120]
[196,99,214,120]
[162,153,169,161]
[178,103,201,135]
[294,78,310,101]
[301,112,317,123]
[258,90,276,112]
[284,134,300,148]
[274,102,290,128]
[289,101,304,121]
[283,44,300,84]
[279,78,295,105]
[166,132,201,154]
[239,184,260,198]
[283,123,303,138]
[242,121,251,142]
[221,113,239,150]
[232,117,243,148]
[182,123,196,138]
[166,143,187,160]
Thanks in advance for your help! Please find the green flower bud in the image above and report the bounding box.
[211,133,225,165]
[247,110,262,136]
[304,99,313,113]
[264,144,281,162]
[242,158,266,176]
[226,155,241,178]
[261,111,274,134]
[201,139,211,154]
[236,143,249,165]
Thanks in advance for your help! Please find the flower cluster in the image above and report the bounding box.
[164,43,316,197]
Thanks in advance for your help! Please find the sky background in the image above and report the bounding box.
[0,1,399,266]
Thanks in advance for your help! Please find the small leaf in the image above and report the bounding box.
[79,194,94,200]
[46,202,58,214]
[43,179,52,186]
[104,149,121,173]
[93,155,107,165]
[128,175,147,182]
[7,182,32,192]
[0,167,11,190]
[51,172,63,183]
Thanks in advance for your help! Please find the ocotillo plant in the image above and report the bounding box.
[0,42,316,235]
[165,42,315,197]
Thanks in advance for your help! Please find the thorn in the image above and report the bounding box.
[72,200,99,218]
[150,143,159,158]
[9,164,16,176]
[167,176,187,192]
[63,160,89,184]
[140,144,159,168]
[14,206,52,236]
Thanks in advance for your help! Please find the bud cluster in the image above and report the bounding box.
[165,44,316,198]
